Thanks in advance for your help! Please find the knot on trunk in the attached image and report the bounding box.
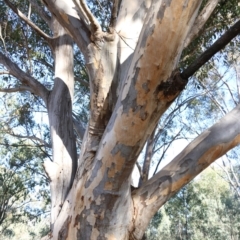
[156,69,188,97]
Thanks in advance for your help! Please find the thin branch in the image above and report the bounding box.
[77,0,101,31]
[0,86,33,93]
[73,0,114,43]
[181,19,240,79]
[28,0,51,26]
[221,78,238,106]
[184,0,220,48]
[227,156,240,187]
[32,58,53,71]
[72,113,86,140]
[27,2,31,19]
[198,79,227,115]
[153,128,184,175]
[217,161,240,197]
[0,24,7,53]
[0,142,47,148]
[139,126,156,185]
[136,161,142,176]
[21,25,33,74]
[0,70,10,75]
[0,52,49,103]
[72,0,91,29]
[117,31,135,50]
[235,63,240,102]
[6,131,51,148]
[74,77,89,87]
[3,0,52,44]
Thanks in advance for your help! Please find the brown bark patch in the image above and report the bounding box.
[156,70,188,99]
[104,181,113,190]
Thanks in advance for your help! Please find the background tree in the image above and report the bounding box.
[1,0,240,239]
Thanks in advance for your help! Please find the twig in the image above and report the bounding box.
[3,0,52,44]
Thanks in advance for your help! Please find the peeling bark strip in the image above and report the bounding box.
[132,103,240,238]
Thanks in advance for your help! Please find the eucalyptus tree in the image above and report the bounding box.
[1,0,240,239]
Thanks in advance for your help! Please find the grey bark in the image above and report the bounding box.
[44,20,77,226]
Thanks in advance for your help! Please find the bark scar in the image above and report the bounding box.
[156,69,188,97]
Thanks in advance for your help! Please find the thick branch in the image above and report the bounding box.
[132,103,240,237]
[42,0,91,56]
[0,52,49,103]
[3,0,52,43]
[181,19,240,79]
[184,0,220,48]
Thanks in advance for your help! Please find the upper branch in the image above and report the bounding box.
[0,52,49,103]
[74,0,101,31]
[181,19,240,79]
[28,0,52,27]
[73,0,114,44]
[3,0,52,44]
[184,0,220,48]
